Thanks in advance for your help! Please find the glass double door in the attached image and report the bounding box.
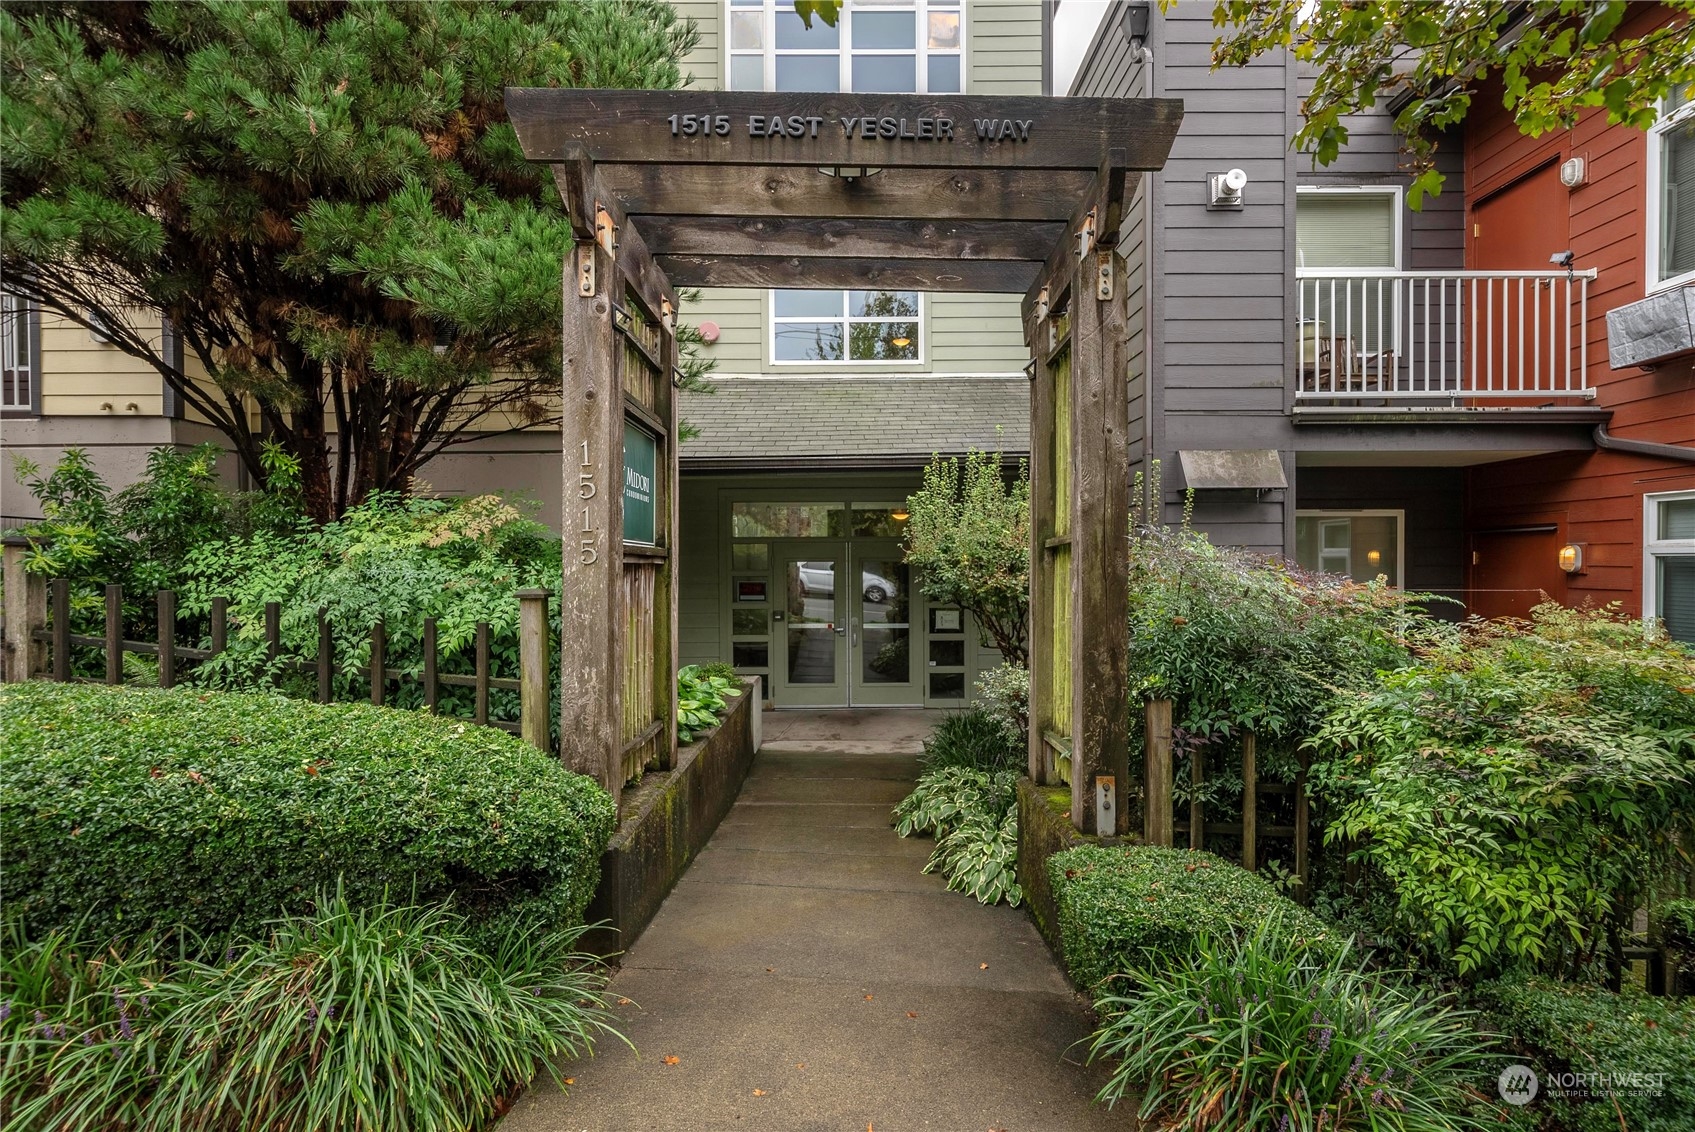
[776,539,915,707]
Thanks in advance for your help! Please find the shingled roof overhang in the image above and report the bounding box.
[504,89,1184,308]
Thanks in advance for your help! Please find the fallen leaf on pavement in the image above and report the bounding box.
[766,967,775,973]
[979,963,989,970]
[662,1055,680,1066]
[563,1077,575,1086]
[753,1089,767,1096]
[863,993,874,1000]
[906,1011,918,1019]
[616,998,632,1006]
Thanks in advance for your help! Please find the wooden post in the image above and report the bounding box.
[104,584,123,685]
[157,590,176,690]
[210,596,228,657]
[1294,750,1311,901]
[51,579,69,682]
[558,237,626,806]
[422,618,439,712]
[1027,304,1059,788]
[518,589,551,752]
[1144,698,1174,846]
[264,601,281,667]
[474,621,491,726]
[1241,730,1257,872]
[1188,741,1204,850]
[316,608,333,703]
[1067,235,1132,835]
[2,537,46,682]
[369,623,386,706]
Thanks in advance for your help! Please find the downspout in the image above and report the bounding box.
[1593,425,1695,463]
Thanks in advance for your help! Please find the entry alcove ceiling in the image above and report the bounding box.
[504,89,1184,299]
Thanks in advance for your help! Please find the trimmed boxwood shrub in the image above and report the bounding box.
[1049,844,1335,992]
[0,683,616,952]
[1473,978,1695,1132]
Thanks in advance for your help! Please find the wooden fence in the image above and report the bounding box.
[1142,698,1313,897]
[1,540,555,754]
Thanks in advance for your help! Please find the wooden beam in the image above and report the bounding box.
[549,159,675,318]
[639,216,1062,262]
[656,255,1038,293]
[602,165,1098,223]
[508,89,1184,172]
[1023,151,1134,333]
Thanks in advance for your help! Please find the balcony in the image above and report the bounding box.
[1294,269,1600,413]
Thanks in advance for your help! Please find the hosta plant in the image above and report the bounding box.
[892,767,1021,906]
[677,663,743,743]
[1089,916,1504,1132]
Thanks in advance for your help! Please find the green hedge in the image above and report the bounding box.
[1473,978,1695,1132]
[1048,844,1335,992]
[0,684,616,951]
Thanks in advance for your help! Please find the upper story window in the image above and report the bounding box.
[1,292,37,414]
[727,0,962,94]
[1295,188,1401,272]
[1647,83,1695,291]
[772,289,921,363]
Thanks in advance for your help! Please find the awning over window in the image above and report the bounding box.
[1177,449,1288,490]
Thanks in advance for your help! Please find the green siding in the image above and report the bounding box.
[967,0,1044,95]
[674,0,720,89]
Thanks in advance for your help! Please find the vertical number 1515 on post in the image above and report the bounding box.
[578,439,599,565]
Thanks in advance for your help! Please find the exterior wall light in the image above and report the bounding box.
[891,508,910,522]
[1559,156,1586,188]
[1207,168,1247,210]
[1558,543,1586,574]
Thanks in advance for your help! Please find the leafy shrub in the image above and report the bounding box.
[892,768,1021,906]
[1661,897,1695,991]
[919,707,1024,774]
[1309,605,1695,978]
[0,893,624,1132]
[1048,845,1335,993]
[181,491,560,727]
[972,660,1029,737]
[1090,917,1503,1131]
[1127,521,1439,750]
[0,684,615,954]
[677,664,743,744]
[1472,978,1695,1132]
[903,449,1030,665]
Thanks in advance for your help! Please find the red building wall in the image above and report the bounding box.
[1463,3,1695,617]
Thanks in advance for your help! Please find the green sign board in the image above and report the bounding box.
[622,422,657,546]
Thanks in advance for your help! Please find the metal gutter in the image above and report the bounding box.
[1593,424,1695,463]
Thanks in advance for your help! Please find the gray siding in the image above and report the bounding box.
[1069,4,1473,556]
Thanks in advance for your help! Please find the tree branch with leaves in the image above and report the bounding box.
[1205,1,1695,205]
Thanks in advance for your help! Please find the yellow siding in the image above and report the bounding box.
[966,0,1044,95]
[673,0,722,89]
[37,309,166,417]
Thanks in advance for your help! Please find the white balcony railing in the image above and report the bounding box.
[1295,269,1599,402]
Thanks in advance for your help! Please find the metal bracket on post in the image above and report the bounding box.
[576,245,596,297]
[1035,285,1050,324]
[1076,208,1097,259]
[1095,251,1115,300]
[594,203,618,255]
[1094,775,1116,836]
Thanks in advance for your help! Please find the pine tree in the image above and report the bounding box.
[1,0,698,521]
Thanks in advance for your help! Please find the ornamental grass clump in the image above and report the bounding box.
[1088,917,1504,1132]
[0,894,625,1132]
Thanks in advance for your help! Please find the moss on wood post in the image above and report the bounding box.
[1,538,45,682]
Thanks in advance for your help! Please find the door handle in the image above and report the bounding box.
[834,626,846,635]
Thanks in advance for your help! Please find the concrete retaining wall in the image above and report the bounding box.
[582,678,761,956]
[1017,777,1130,981]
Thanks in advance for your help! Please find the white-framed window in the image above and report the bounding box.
[1295,186,1405,273]
[1644,489,1695,644]
[1293,509,1405,586]
[1,292,38,415]
[770,288,922,363]
[726,0,963,94]
[1646,83,1695,293]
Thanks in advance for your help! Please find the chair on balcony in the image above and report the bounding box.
[1299,320,1394,395]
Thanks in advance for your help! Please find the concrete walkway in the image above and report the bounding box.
[502,710,1122,1132]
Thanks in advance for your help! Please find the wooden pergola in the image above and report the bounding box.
[507,89,1182,832]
